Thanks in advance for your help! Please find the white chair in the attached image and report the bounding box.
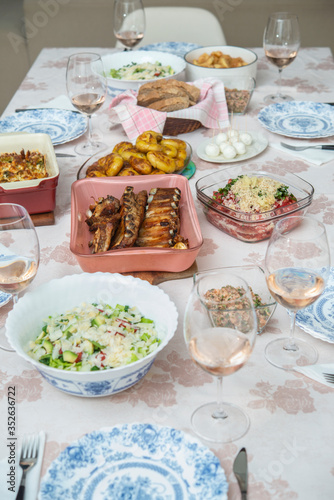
[115,7,226,48]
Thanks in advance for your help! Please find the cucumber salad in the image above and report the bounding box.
[27,302,161,371]
[109,61,175,81]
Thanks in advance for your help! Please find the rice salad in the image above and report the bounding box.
[109,61,175,81]
[27,302,161,371]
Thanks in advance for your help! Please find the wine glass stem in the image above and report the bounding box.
[212,376,228,419]
[284,310,298,351]
[87,115,94,145]
[277,68,283,97]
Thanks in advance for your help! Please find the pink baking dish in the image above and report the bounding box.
[0,133,59,214]
[70,175,203,273]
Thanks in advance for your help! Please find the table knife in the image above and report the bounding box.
[14,108,80,114]
[233,447,248,500]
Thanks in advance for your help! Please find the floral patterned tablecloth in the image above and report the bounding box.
[1,47,334,499]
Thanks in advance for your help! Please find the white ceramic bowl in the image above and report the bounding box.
[6,272,178,397]
[101,50,186,94]
[184,46,258,82]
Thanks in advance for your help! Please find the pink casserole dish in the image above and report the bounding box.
[70,175,203,273]
[0,133,59,214]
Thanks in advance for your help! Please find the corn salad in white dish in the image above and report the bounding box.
[28,302,160,371]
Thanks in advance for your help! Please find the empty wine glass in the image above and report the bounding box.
[113,0,145,50]
[263,12,300,104]
[66,52,107,156]
[0,203,40,352]
[264,216,330,370]
[184,271,257,443]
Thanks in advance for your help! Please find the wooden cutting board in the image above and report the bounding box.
[122,261,198,285]
[31,211,55,226]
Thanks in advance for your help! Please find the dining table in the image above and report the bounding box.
[1,45,334,499]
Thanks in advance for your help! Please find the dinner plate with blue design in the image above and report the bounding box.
[0,109,87,145]
[139,42,202,58]
[38,423,228,500]
[295,267,334,343]
[0,291,11,307]
[258,101,334,139]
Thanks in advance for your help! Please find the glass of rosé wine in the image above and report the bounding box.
[113,0,145,51]
[264,216,330,371]
[0,203,40,352]
[66,52,107,156]
[263,12,300,104]
[184,270,257,443]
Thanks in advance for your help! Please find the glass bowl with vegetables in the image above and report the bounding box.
[196,165,314,242]
[195,265,277,334]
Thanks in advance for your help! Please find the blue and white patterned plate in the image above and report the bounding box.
[139,42,202,58]
[296,267,334,343]
[258,101,334,138]
[39,424,228,500]
[0,109,87,145]
[0,291,11,307]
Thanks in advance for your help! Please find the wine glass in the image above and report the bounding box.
[113,0,145,50]
[184,270,258,443]
[263,12,300,104]
[0,203,40,352]
[66,52,107,156]
[264,216,330,371]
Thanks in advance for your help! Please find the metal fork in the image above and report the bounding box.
[280,142,334,151]
[17,433,40,500]
[323,373,334,383]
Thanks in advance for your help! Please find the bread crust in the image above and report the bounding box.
[137,78,200,112]
[148,96,190,112]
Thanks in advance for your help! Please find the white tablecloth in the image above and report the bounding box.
[1,47,334,499]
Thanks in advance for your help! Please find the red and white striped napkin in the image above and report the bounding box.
[109,78,230,141]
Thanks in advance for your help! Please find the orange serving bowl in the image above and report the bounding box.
[70,174,203,273]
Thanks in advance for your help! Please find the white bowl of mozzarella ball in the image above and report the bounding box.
[205,129,253,160]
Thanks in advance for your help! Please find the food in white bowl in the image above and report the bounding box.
[101,51,186,94]
[27,302,161,370]
[109,61,174,81]
[185,46,258,82]
[5,272,178,397]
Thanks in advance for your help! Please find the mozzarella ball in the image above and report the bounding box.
[227,128,239,139]
[222,145,237,159]
[205,143,220,157]
[219,142,230,153]
[234,141,247,155]
[215,132,228,145]
[229,135,239,144]
[240,132,252,146]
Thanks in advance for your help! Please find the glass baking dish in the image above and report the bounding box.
[196,165,314,242]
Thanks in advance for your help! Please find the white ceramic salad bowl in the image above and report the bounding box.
[5,272,178,397]
[101,50,186,94]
